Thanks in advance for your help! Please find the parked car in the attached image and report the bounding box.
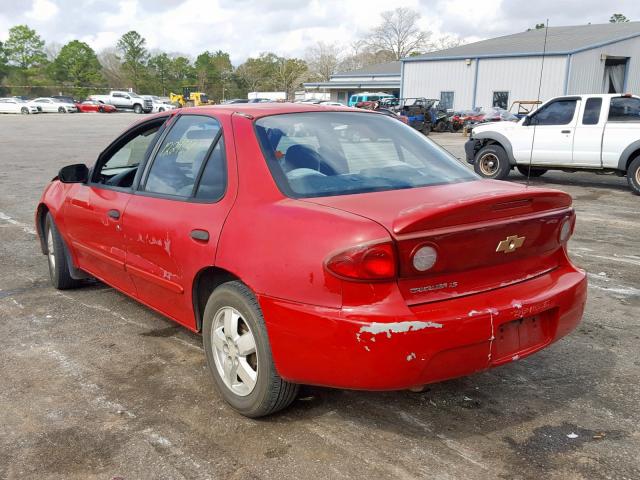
[221,99,249,104]
[52,95,78,105]
[348,92,395,107]
[465,93,640,194]
[75,100,117,113]
[36,103,586,417]
[247,98,272,103]
[89,90,153,113]
[0,98,39,114]
[143,95,177,113]
[29,97,77,113]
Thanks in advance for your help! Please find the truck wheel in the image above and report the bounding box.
[202,281,299,417]
[133,104,143,114]
[422,124,431,135]
[517,166,547,177]
[474,144,511,179]
[627,157,640,195]
[44,213,83,290]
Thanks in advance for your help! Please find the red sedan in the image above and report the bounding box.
[75,100,117,113]
[35,104,586,417]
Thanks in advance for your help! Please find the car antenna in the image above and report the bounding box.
[526,19,549,187]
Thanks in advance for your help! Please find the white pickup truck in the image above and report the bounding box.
[89,90,153,114]
[465,93,640,194]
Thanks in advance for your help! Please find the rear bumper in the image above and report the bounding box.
[260,264,587,390]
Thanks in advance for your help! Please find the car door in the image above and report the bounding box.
[602,95,640,168]
[572,97,605,167]
[122,113,237,329]
[63,116,169,294]
[529,98,580,165]
[0,100,12,113]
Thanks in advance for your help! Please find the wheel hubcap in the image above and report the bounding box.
[47,229,55,270]
[479,153,499,176]
[211,307,257,396]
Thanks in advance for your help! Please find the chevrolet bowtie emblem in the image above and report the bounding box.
[496,235,525,253]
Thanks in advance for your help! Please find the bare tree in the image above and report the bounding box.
[338,40,396,72]
[98,47,125,88]
[364,7,431,60]
[305,42,342,81]
[426,34,465,53]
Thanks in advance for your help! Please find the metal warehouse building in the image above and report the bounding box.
[401,22,640,111]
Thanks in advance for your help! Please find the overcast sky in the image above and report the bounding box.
[1,0,640,64]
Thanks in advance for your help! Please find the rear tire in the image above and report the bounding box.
[517,166,547,177]
[202,281,299,417]
[474,144,511,180]
[627,156,640,195]
[44,213,83,289]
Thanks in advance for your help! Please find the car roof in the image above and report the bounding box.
[174,102,361,119]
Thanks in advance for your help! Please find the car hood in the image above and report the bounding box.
[472,120,520,135]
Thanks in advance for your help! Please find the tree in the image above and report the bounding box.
[364,7,431,60]
[236,53,278,92]
[116,30,149,90]
[148,53,172,95]
[274,57,307,100]
[4,25,46,70]
[51,40,102,93]
[98,47,125,88]
[527,23,546,31]
[305,42,342,81]
[610,13,630,23]
[427,35,465,52]
[194,50,233,100]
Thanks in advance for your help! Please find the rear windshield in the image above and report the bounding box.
[255,111,476,198]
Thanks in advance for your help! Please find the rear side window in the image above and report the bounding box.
[582,98,602,125]
[144,115,221,197]
[532,100,576,125]
[255,111,476,198]
[608,97,640,122]
[194,138,226,201]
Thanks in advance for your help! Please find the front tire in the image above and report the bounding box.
[21,107,29,114]
[44,213,82,289]
[203,281,299,417]
[627,156,640,195]
[517,165,547,177]
[58,107,65,113]
[474,144,511,179]
[133,104,143,114]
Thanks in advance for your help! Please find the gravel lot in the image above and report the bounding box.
[0,113,638,480]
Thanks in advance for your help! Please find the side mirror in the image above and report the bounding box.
[58,164,89,183]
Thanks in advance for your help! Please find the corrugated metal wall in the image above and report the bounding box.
[402,56,567,110]
[402,59,476,109]
[569,36,640,93]
[474,56,566,108]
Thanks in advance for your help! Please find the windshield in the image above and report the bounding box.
[255,112,476,198]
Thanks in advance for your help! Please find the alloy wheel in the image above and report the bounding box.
[211,306,258,396]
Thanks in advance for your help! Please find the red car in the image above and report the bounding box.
[75,100,117,113]
[35,104,587,417]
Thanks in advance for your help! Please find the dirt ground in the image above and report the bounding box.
[0,113,638,480]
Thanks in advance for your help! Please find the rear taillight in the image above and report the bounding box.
[559,213,576,243]
[325,242,396,281]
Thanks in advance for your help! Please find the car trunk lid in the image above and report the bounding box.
[303,179,574,305]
